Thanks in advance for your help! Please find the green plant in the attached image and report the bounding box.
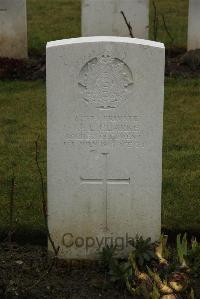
[135,282,151,299]
[176,233,188,268]
[109,260,132,283]
[151,283,160,299]
[147,266,174,295]
[100,232,198,299]
[168,272,189,292]
[100,245,132,284]
[186,239,200,276]
[100,245,116,270]
[155,235,169,266]
[190,288,195,299]
[129,235,157,267]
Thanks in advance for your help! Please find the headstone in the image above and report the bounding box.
[47,36,165,259]
[188,0,200,50]
[0,0,27,59]
[82,0,149,39]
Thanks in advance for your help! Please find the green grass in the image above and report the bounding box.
[0,79,199,232]
[149,0,189,49]
[163,78,200,231]
[27,0,189,56]
[27,0,81,56]
[0,81,46,231]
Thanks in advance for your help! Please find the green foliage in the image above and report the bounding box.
[135,282,151,299]
[160,234,170,260]
[158,259,177,281]
[186,239,200,276]
[129,235,156,267]
[100,246,131,283]
[150,283,160,299]
[190,288,195,299]
[176,233,188,267]
[100,233,199,299]
[99,245,116,270]
[109,261,132,283]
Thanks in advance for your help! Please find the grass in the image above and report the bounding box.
[27,0,81,56]
[0,81,46,231]
[149,0,189,49]
[162,78,200,231]
[0,79,199,233]
[0,0,199,235]
[27,0,189,56]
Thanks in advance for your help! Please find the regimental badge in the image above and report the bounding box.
[78,54,134,109]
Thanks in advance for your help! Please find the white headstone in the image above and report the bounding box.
[0,0,27,59]
[82,0,149,39]
[188,0,200,50]
[47,36,165,259]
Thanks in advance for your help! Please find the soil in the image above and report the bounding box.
[165,48,200,78]
[0,49,200,81]
[0,242,199,299]
[0,55,46,81]
[0,242,133,299]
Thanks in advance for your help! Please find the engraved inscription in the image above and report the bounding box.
[78,54,134,109]
[65,114,144,148]
[80,153,130,231]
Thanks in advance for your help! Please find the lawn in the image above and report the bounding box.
[0,78,199,234]
[149,0,188,49]
[26,0,189,56]
[27,0,81,56]
[163,78,200,232]
[0,0,199,236]
[0,81,46,232]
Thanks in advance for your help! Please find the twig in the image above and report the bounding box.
[161,14,174,45]
[35,136,59,256]
[8,171,15,244]
[120,11,134,38]
[152,1,158,41]
[20,138,60,294]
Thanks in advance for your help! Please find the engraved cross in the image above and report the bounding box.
[80,153,130,231]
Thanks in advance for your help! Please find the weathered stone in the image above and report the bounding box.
[82,0,149,39]
[47,36,165,259]
[188,0,200,50]
[0,0,27,59]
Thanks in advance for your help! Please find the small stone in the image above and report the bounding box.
[15,260,23,265]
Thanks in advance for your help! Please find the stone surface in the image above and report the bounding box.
[82,0,149,39]
[188,0,200,50]
[47,36,165,259]
[0,0,27,59]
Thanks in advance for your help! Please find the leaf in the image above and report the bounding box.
[151,283,160,299]
[144,253,151,261]
[176,233,188,267]
[190,288,195,299]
